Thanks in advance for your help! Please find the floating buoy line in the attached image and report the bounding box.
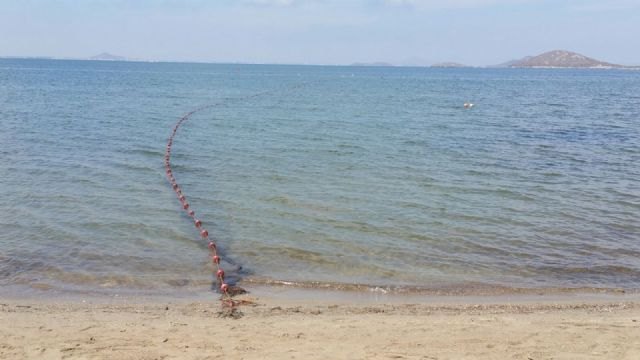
[164,103,242,311]
[165,85,307,314]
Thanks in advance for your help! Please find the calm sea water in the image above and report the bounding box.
[1,59,639,295]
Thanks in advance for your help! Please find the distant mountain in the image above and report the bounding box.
[504,50,621,68]
[430,62,470,68]
[490,56,533,68]
[89,52,127,61]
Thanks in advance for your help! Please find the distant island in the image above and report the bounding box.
[430,62,470,68]
[491,56,534,68]
[2,50,637,69]
[495,50,632,69]
[89,52,129,61]
[349,50,635,69]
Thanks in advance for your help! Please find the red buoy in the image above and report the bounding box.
[166,107,244,298]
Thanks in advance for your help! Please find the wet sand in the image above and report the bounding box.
[1,292,639,359]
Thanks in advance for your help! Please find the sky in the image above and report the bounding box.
[1,0,639,66]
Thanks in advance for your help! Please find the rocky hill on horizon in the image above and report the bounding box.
[503,50,623,68]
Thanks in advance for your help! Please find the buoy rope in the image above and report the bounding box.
[164,103,240,307]
[165,85,306,310]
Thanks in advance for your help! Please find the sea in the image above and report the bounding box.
[1,58,639,297]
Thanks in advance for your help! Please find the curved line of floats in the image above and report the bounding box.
[163,105,232,302]
[165,85,305,305]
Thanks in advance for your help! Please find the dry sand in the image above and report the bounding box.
[1,292,639,360]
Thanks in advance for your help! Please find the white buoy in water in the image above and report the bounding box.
[464,102,474,109]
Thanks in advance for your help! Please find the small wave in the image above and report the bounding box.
[543,102,570,108]
[532,264,640,287]
[124,148,164,157]
[541,265,640,276]
[240,277,637,296]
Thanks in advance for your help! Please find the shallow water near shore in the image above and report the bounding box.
[1,58,639,296]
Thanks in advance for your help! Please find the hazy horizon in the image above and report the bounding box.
[2,0,639,67]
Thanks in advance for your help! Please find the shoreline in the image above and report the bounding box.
[3,285,640,305]
[2,277,639,305]
[1,291,639,359]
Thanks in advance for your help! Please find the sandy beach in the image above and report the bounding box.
[3,1,640,359]
[1,291,639,360]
